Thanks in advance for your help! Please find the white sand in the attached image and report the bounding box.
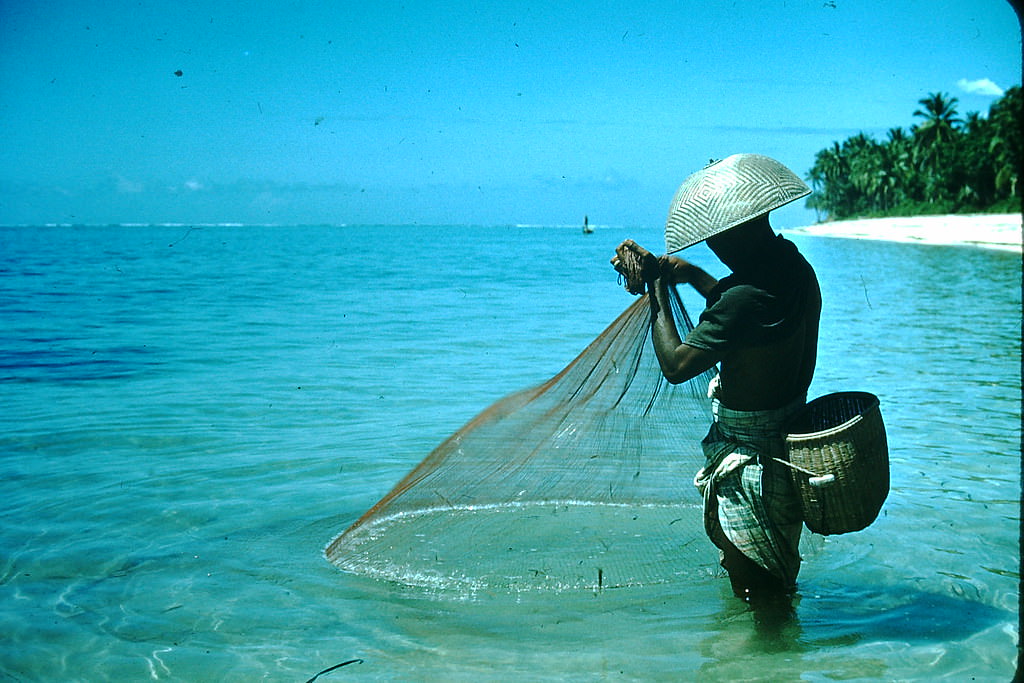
[785,213,1022,253]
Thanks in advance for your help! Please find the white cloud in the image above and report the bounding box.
[184,179,204,191]
[956,78,1004,96]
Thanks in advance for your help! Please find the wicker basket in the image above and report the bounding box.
[782,392,889,535]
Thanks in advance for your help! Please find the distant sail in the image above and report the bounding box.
[582,215,593,234]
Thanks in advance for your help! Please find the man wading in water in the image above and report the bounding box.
[612,154,821,606]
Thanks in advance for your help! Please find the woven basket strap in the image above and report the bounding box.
[771,457,820,478]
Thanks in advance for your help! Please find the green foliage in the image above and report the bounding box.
[806,88,1023,221]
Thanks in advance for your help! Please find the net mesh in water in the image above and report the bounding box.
[326,289,717,592]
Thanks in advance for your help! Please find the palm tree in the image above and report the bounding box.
[988,86,1022,201]
[956,112,995,207]
[842,133,881,214]
[884,127,916,208]
[806,142,849,220]
[913,92,963,146]
[912,92,963,203]
[807,88,1019,218]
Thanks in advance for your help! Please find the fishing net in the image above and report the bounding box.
[326,287,717,592]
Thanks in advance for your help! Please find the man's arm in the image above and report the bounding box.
[660,255,719,299]
[612,240,721,384]
[649,267,721,384]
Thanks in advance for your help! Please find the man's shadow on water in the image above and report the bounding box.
[696,580,1007,676]
[796,582,1007,646]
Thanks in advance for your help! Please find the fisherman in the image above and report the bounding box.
[611,154,821,603]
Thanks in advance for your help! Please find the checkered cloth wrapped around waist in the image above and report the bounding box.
[694,393,806,584]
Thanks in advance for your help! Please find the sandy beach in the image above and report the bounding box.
[786,213,1022,253]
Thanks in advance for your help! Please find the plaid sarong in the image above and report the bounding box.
[694,394,805,585]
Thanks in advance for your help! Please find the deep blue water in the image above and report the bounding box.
[0,223,1019,681]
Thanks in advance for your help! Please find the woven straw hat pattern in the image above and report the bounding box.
[664,154,811,253]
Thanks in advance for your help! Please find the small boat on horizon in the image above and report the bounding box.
[582,215,594,234]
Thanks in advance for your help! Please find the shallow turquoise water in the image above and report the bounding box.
[0,224,1018,681]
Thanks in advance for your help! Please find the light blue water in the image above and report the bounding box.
[0,224,1019,681]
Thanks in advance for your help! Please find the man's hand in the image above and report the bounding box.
[611,240,660,294]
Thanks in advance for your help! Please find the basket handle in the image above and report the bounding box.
[772,458,836,487]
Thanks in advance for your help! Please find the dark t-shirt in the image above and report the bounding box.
[684,235,817,357]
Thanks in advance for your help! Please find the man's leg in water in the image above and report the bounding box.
[720,538,790,601]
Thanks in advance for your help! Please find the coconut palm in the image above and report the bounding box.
[956,112,996,207]
[913,92,963,146]
[806,88,1019,220]
[912,92,964,203]
[806,142,850,220]
[884,127,916,207]
[988,86,1022,200]
[843,133,883,213]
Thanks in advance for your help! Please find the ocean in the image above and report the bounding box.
[0,223,1019,681]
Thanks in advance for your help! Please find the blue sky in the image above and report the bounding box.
[0,0,1019,228]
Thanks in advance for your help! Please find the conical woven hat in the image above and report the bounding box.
[664,154,810,253]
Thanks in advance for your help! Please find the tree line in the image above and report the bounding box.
[806,87,1021,221]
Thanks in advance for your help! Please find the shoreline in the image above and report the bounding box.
[785,213,1022,253]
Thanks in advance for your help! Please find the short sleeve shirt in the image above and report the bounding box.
[683,236,813,355]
